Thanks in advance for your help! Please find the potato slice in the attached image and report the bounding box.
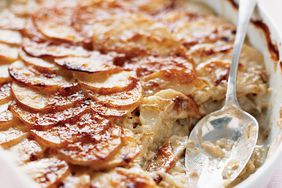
[92,13,185,56]
[91,167,157,188]
[54,52,117,73]
[0,126,28,148]
[34,6,83,42]
[91,129,141,170]
[160,11,235,47]
[196,60,230,85]
[119,0,172,14]
[22,19,48,42]
[23,39,89,58]
[0,43,18,63]
[19,50,59,74]
[8,139,44,163]
[0,29,22,45]
[124,55,195,77]
[11,82,85,112]
[0,83,11,105]
[31,113,110,148]
[61,174,91,188]
[142,69,207,96]
[145,136,187,172]
[91,101,132,118]
[57,125,122,166]
[88,81,143,109]
[10,100,90,130]
[0,64,12,84]
[76,70,138,94]
[22,158,70,188]
[0,10,25,30]
[0,102,19,130]
[9,61,76,93]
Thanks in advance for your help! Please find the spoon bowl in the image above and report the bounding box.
[185,104,258,187]
[185,0,258,187]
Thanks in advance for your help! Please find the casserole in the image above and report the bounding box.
[0,2,281,187]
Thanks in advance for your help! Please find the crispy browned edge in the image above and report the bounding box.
[228,0,280,67]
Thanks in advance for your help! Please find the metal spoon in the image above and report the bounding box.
[185,0,258,187]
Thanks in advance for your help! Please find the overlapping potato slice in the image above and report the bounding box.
[187,42,233,65]
[0,102,20,130]
[10,100,90,130]
[90,129,140,170]
[57,125,122,166]
[22,157,70,188]
[0,43,18,63]
[0,64,12,84]
[196,60,230,85]
[0,83,11,105]
[31,113,110,147]
[0,125,28,148]
[91,167,157,188]
[72,5,121,40]
[91,101,132,118]
[19,50,59,74]
[140,89,199,156]
[160,11,235,47]
[8,139,44,163]
[11,82,85,112]
[9,61,76,93]
[75,70,138,94]
[8,0,40,17]
[33,6,83,42]
[0,29,22,45]
[145,136,187,172]
[23,39,89,58]
[119,0,173,14]
[22,19,49,42]
[154,89,200,118]
[61,174,91,188]
[55,52,118,73]
[0,10,25,30]
[142,69,206,96]
[123,56,206,96]
[92,13,186,56]
[88,81,143,109]
[123,56,195,77]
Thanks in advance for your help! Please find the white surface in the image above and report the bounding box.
[260,1,282,188]
[259,0,282,36]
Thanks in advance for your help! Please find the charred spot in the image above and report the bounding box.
[122,154,133,163]
[153,175,163,184]
[221,36,230,42]
[133,122,139,128]
[29,154,38,161]
[57,182,65,188]
[228,0,239,9]
[252,20,280,61]
[172,96,186,112]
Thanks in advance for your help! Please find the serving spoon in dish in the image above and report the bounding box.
[185,0,258,187]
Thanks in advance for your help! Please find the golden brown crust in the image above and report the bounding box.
[23,157,70,188]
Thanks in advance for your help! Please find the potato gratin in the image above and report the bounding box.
[0,0,269,187]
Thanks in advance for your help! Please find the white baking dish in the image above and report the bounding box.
[196,0,282,187]
[0,1,281,188]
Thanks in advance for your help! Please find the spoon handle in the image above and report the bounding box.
[225,0,257,106]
